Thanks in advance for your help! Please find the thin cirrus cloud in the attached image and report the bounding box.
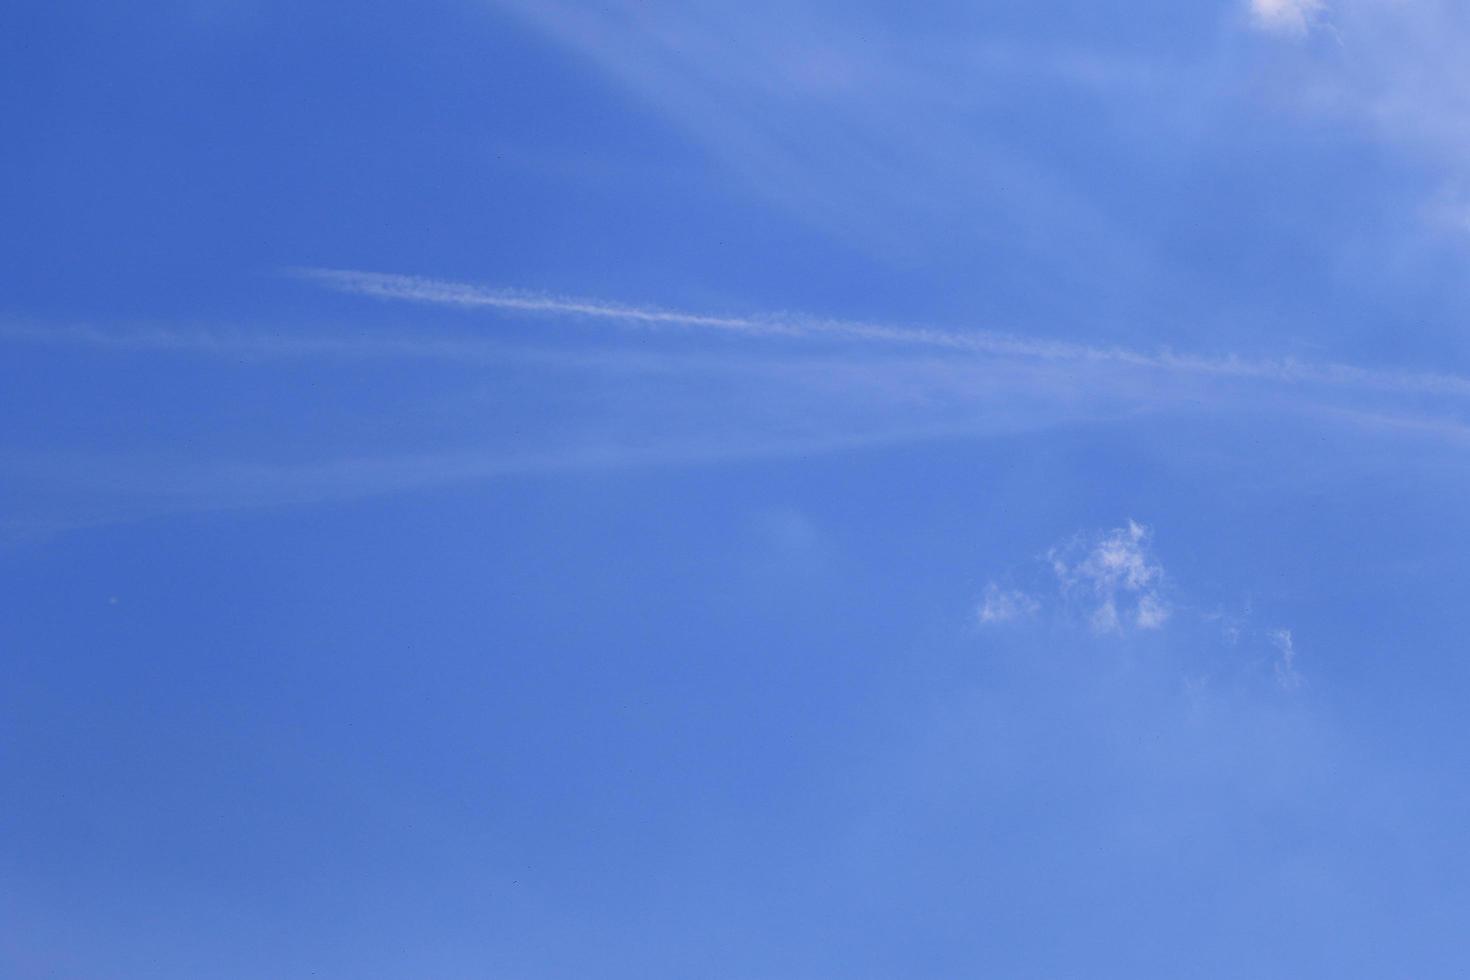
[18,269,1470,410]
[0,318,843,376]
[1250,1,1470,232]
[0,419,1002,537]
[17,257,1470,534]
[484,0,1149,276]
[12,264,1470,534]
[295,267,1470,401]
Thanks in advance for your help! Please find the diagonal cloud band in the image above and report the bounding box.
[294,267,1470,400]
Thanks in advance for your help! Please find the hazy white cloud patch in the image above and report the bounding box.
[976,584,1040,625]
[1049,520,1170,634]
[1250,0,1326,36]
[484,0,1152,274]
[1247,2,1470,235]
[1136,592,1171,630]
[1271,628,1303,690]
[1090,600,1122,634]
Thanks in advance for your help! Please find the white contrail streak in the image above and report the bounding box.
[293,267,1470,399]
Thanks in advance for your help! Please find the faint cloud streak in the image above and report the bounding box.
[295,267,1470,401]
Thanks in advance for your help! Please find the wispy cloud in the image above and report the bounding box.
[1271,628,1303,690]
[978,520,1169,636]
[1250,2,1470,233]
[976,521,1302,689]
[1050,520,1170,634]
[15,270,1470,539]
[295,267,1470,401]
[0,419,1004,536]
[0,319,572,364]
[0,318,820,375]
[18,273,1470,418]
[976,584,1040,625]
[484,0,1149,278]
[1249,0,1325,36]
[1136,593,1171,630]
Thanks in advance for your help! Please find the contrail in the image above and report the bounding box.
[0,319,733,372]
[3,419,999,533]
[293,267,1470,399]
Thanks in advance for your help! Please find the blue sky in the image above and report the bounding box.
[7,0,1470,976]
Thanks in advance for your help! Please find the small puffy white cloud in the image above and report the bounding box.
[977,584,1040,624]
[1249,0,1324,35]
[974,524,1301,693]
[1050,520,1170,635]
